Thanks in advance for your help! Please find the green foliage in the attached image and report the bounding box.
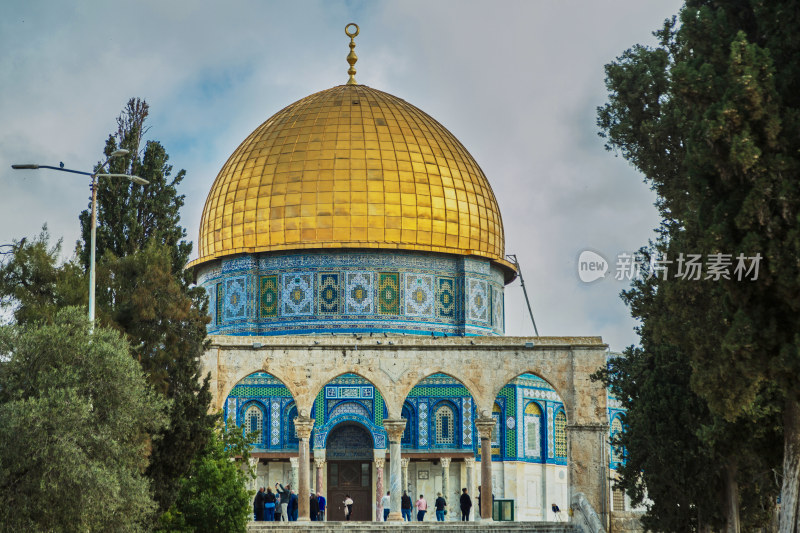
[0,99,216,517]
[156,422,253,533]
[0,227,85,325]
[598,1,799,530]
[78,98,191,281]
[0,307,167,532]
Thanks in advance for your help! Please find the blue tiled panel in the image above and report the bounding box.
[196,249,505,336]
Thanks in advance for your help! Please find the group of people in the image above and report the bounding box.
[253,483,326,522]
[378,490,470,521]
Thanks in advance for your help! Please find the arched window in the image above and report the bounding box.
[611,416,623,463]
[329,401,370,420]
[285,405,298,447]
[524,402,542,458]
[554,410,567,458]
[491,402,502,447]
[244,404,264,445]
[401,403,414,446]
[434,403,456,446]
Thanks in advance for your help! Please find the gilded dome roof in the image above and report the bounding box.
[190,84,512,273]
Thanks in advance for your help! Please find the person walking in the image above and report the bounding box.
[317,491,326,521]
[253,487,265,521]
[343,495,354,521]
[460,488,472,521]
[264,488,276,521]
[381,491,391,521]
[415,494,428,521]
[435,492,447,521]
[401,491,412,521]
[276,483,290,521]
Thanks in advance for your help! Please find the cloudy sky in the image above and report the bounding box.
[0,1,684,350]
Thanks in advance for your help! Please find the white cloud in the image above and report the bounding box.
[0,0,683,350]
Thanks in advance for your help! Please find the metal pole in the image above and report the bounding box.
[507,254,539,336]
[89,174,98,329]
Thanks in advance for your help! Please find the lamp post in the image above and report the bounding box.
[12,149,149,328]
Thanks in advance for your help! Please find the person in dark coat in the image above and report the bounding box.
[460,488,472,521]
[264,488,276,521]
[288,490,299,521]
[401,491,412,521]
[310,493,319,521]
[254,487,265,521]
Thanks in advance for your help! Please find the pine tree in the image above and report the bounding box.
[77,98,215,514]
[598,2,800,530]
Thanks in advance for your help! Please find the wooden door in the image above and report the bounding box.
[327,461,372,521]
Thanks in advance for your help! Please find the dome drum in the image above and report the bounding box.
[198,249,505,337]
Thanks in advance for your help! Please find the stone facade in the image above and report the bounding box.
[201,334,611,519]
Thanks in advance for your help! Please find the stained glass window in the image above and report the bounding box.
[435,404,455,445]
[401,404,413,446]
[611,416,623,463]
[524,402,542,458]
[286,405,298,446]
[491,402,502,447]
[244,404,263,444]
[554,410,567,458]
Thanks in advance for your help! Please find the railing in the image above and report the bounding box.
[570,492,606,533]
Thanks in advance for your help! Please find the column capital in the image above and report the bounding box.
[294,416,315,440]
[375,457,386,469]
[475,417,495,440]
[314,457,326,468]
[401,457,410,468]
[440,457,451,468]
[383,418,407,442]
[289,457,299,468]
[464,457,476,468]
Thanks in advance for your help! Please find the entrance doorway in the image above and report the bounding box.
[326,423,373,521]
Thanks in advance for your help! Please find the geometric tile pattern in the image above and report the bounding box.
[418,400,429,447]
[281,273,313,316]
[318,273,341,315]
[462,397,473,446]
[492,285,503,331]
[555,410,567,458]
[436,277,456,318]
[271,400,281,446]
[377,272,400,315]
[467,278,489,323]
[434,403,456,445]
[259,275,278,318]
[199,250,505,336]
[345,271,373,314]
[404,273,434,317]
[224,276,247,320]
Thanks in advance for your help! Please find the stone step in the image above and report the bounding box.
[247,522,578,533]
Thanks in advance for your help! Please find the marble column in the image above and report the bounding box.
[401,457,410,495]
[475,417,495,521]
[383,418,407,522]
[375,457,385,521]
[294,416,315,522]
[440,457,451,519]
[465,457,475,521]
[289,457,298,493]
[314,458,325,494]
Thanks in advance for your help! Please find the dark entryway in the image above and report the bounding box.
[326,423,373,521]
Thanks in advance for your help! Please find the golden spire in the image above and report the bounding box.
[345,23,359,85]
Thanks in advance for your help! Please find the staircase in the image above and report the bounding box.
[248,522,579,532]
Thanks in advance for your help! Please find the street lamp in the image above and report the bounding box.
[12,149,149,328]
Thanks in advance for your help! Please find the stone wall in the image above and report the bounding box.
[609,511,645,533]
[202,335,610,515]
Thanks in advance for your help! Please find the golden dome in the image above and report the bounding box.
[190,84,512,273]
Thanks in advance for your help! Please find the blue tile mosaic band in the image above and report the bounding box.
[197,249,506,336]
